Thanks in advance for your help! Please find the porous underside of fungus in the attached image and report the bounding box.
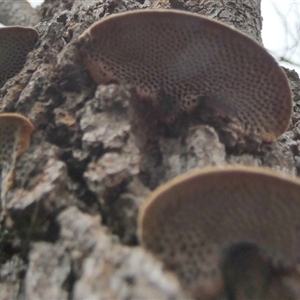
[138,166,300,290]
[0,26,38,88]
[78,9,292,142]
[220,241,300,300]
[0,113,34,212]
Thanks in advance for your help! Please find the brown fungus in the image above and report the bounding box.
[78,9,292,142]
[0,113,34,214]
[220,241,300,300]
[0,26,38,88]
[138,166,300,299]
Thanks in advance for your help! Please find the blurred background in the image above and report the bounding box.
[262,0,300,74]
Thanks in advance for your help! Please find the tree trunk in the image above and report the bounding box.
[0,0,39,26]
[0,0,299,299]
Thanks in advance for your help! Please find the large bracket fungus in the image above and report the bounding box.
[138,166,300,298]
[0,113,34,214]
[78,9,292,142]
[0,26,38,88]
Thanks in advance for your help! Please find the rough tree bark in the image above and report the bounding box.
[0,0,39,26]
[0,0,299,299]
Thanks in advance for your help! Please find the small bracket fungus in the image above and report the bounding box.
[78,9,292,142]
[0,113,34,214]
[138,166,300,298]
[0,26,38,88]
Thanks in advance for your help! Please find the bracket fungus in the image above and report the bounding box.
[0,26,38,88]
[0,113,34,214]
[78,9,292,142]
[138,166,300,298]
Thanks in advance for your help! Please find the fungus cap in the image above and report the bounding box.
[0,113,34,211]
[138,166,300,291]
[0,26,38,88]
[0,113,35,158]
[78,9,292,142]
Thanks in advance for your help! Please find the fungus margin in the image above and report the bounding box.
[0,113,35,215]
[78,9,292,142]
[138,166,300,296]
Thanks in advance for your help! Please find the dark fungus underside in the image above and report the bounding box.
[0,26,38,88]
[78,10,292,142]
[138,167,300,287]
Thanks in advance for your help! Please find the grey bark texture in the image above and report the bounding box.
[0,0,299,299]
[0,0,39,26]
